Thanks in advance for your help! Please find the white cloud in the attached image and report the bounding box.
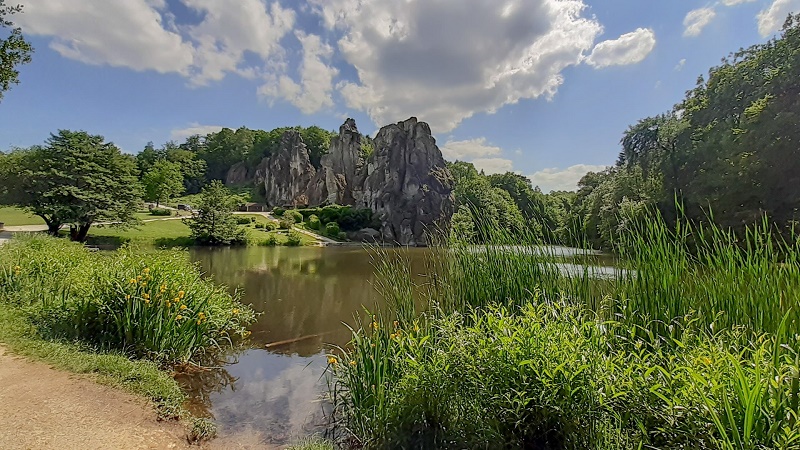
[528,164,607,193]
[721,0,756,5]
[586,28,656,68]
[441,138,502,160]
[15,0,295,87]
[259,33,339,114]
[471,158,515,175]
[758,0,800,37]
[683,8,717,37]
[15,0,194,74]
[674,58,687,71]
[170,123,225,141]
[310,0,603,132]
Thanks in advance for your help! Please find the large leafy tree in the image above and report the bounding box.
[0,1,32,102]
[142,160,184,206]
[185,180,246,245]
[1,130,141,241]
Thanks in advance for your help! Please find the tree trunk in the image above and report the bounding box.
[69,223,92,242]
[42,217,61,236]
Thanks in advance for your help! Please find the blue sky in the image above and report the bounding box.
[1,0,797,191]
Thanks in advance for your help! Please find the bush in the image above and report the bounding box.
[297,205,376,231]
[263,221,278,231]
[285,232,302,247]
[279,217,295,230]
[324,221,340,238]
[272,206,286,217]
[307,215,321,230]
[254,223,265,229]
[149,208,172,217]
[287,210,304,224]
[235,216,253,225]
[258,235,278,247]
[0,236,256,364]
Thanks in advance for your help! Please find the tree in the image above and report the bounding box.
[185,180,246,245]
[142,160,184,206]
[0,1,33,102]
[0,130,140,241]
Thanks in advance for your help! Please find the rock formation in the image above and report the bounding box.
[229,117,454,246]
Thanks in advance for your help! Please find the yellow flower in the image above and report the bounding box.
[327,356,338,365]
[414,325,420,332]
[143,267,150,274]
[198,312,206,320]
[232,308,239,315]
[371,322,379,330]
[176,315,183,320]
[178,290,185,299]
[244,331,251,337]
[141,281,147,287]
[180,304,187,310]
[197,320,202,325]
[143,293,150,300]
[125,295,131,300]
[390,333,396,340]
[349,360,357,366]
[167,302,172,308]
[145,299,151,305]
[136,275,142,281]
[129,278,136,284]
[13,265,21,271]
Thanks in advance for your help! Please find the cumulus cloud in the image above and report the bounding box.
[683,8,717,37]
[758,0,800,37]
[259,33,339,114]
[586,28,656,68]
[170,123,226,141]
[471,158,515,175]
[15,0,295,86]
[721,0,756,5]
[14,0,194,74]
[441,138,502,160]
[528,164,607,193]
[309,0,603,132]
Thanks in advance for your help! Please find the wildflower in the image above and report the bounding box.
[371,322,379,330]
[125,295,131,301]
[232,308,240,315]
[136,275,142,281]
[13,265,20,271]
[414,325,420,332]
[129,278,136,284]
[167,302,172,308]
[197,320,202,325]
[178,290,185,299]
[327,356,338,365]
[349,360,357,366]
[198,312,206,320]
[141,281,147,287]
[244,331,251,337]
[180,304,187,310]
[143,267,150,274]
[143,293,150,300]
[176,315,183,320]
[145,299,151,305]
[390,333,396,340]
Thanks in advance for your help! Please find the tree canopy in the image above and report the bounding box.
[142,159,184,206]
[0,1,32,102]
[1,130,140,241]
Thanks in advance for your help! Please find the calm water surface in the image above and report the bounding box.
[180,246,614,445]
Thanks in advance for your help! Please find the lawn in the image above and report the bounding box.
[85,219,193,247]
[0,206,45,226]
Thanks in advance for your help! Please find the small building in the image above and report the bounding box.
[238,202,266,212]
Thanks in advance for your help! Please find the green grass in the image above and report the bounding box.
[328,215,800,449]
[0,305,186,420]
[85,219,194,247]
[0,206,45,226]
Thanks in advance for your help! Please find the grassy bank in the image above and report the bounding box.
[328,217,800,449]
[0,206,45,226]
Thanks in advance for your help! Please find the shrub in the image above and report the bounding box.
[285,232,302,247]
[149,208,172,217]
[254,223,265,229]
[235,216,253,225]
[263,221,278,231]
[188,417,217,443]
[0,236,256,364]
[307,214,321,230]
[272,206,286,217]
[258,235,278,247]
[185,181,247,246]
[287,209,304,224]
[279,217,295,230]
[296,205,376,231]
[324,221,340,238]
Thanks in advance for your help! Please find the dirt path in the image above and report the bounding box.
[0,347,191,450]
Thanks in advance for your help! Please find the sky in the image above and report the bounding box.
[1,0,797,192]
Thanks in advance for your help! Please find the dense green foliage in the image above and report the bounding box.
[142,160,184,206]
[0,236,255,364]
[552,17,800,249]
[329,216,800,449]
[297,205,377,231]
[0,1,33,102]
[137,142,206,195]
[0,130,140,241]
[185,180,246,245]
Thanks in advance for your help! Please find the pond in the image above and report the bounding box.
[179,245,614,446]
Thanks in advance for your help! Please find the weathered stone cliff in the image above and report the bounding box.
[231,117,454,246]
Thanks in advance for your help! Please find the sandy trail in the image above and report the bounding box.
[0,347,191,450]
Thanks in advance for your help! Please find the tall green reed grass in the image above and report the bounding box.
[0,235,255,364]
[327,212,800,448]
